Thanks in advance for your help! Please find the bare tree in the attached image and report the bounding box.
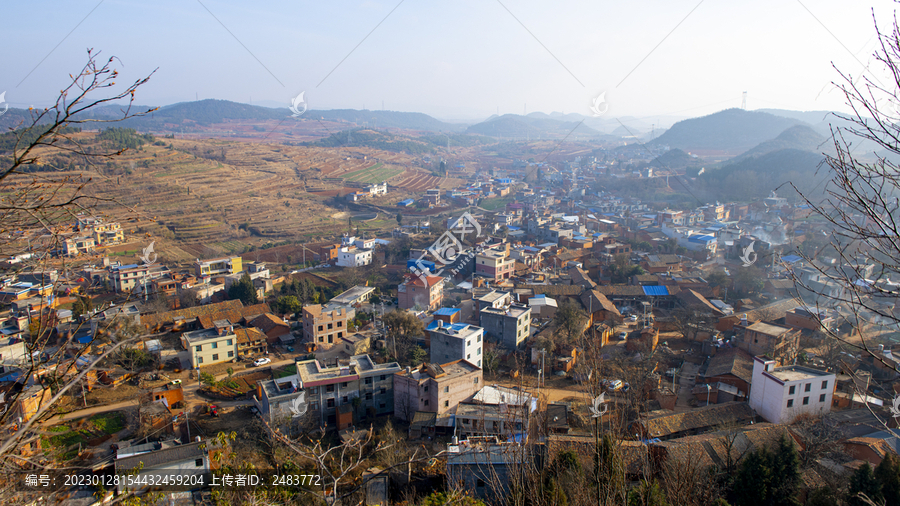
[789,13,900,430]
[0,50,155,469]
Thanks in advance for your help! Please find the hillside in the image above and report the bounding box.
[466,114,601,138]
[692,148,826,202]
[723,125,828,165]
[312,109,463,132]
[640,148,704,170]
[650,108,806,152]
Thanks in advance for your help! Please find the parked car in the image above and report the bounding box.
[617,332,628,340]
[628,315,638,322]
[254,357,272,367]
[170,379,182,386]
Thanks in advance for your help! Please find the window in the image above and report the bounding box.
[365,377,372,385]
[804,383,811,392]
[326,385,335,393]
[227,339,233,346]
[467,340,471,347]
[424,399,429,406]
[477,334,481,342]
[342,396,348,403]
[366,393,373,400]
[195,345,202,352]
[337,332,343,338]
[423,385,429,392]
[467,354,471,360]
[444,386,449,393]
[327,398,335,408]
[227,351,234,358]
[380,388,387,395]
[318,325,324,332]
[337,321,343,327]
[310,402,318,411]
[476,479,485,488]
[379,403,386,409]
[212,342,218,349]
[444,400,449,407]
[789,385,795,395]
[379,375,386,381]
[341,382,348,388]
[819,394,826,403]
[803,397,809,405]
[474,377,479,384]
[212,354,219,361]
[327,323,333,330]
[197,356,203,364]
[821,380,828,389]
[787,399,793,408]
[195,459,204,467]
[478,348,482,355]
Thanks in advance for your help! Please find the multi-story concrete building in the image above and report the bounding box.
[254,354,400,428]
[110,264,150,293]
[302,303,355,348]
[63,235,96,257]
[194,256,242,278]
[749,356,835,424]
[398,274,444,311]
[392,360,483,421]
[182,320,237,368]
[475,249,514,281]
[479,304,531,349]
[428,321,483,368]
[336,246,373,267]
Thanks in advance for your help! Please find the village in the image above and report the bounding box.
[1,150,898,505]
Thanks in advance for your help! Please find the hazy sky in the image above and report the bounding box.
[3,0,898,121]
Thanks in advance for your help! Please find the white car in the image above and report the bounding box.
[254,357,272,367]
[628,315,638,322]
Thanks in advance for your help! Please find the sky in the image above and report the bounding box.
[2,0,899,122]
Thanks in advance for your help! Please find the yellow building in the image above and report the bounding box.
[195,256,242,278]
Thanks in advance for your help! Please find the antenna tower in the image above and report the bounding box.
[741,91,747,110]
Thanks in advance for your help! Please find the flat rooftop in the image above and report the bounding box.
[182,327,228,343]
[768,365,831,382]
[747,321,792,336]
[481,305,530,318]
[330,286,376,305]
[478,291,509,303]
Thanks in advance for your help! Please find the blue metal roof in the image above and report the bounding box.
[688,235,716,243]
[642,286,670,296]
[781,255,802,263]
[433,308,461,316]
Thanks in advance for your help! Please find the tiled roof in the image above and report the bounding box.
[250,313,289,333]
[516,284,583,297]
[141,300,244,330]
[652,423,795,468]
[595,285,645,297]
[235,327,267,344]
[677,289,724,315]
[115,441,206,472]
[637,402,754,438]
[704,348,754,383]
[197,303,271,329]
[580,289,619,315]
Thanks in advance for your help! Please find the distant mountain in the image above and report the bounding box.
[304,128,492,154]
[650,108,807,152]
[756,109,837,126]
[466,114,601,138]
[724,125,829,165]
[310,109,464,132]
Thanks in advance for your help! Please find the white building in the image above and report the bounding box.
[366,182,388,195]
[428,321,483,368]
[749,356,835,424]
[337,247,373,267]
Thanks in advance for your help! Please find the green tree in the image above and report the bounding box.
[609,253,645,283]
[733,448,771,506]
[200,372,217,386]
[227,273,258,305]
[732,436,801,506]
[848,462,882,506]
[627,480,669,506]
[396,213,402,226]
[874,452,900,505]
[409,346,427,365]
[72,294,93,319]
[273,295,302,316]
[770,434,802,506]
[595,434,625,505]
[733,266,765,296]
[707,271,730,289]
